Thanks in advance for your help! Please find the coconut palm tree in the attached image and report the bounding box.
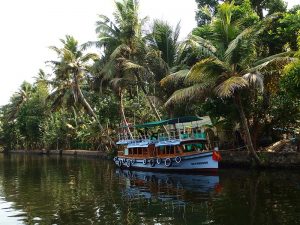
[147,20,181,69]
[161,2,292,164]
[91,0,168,127]
[6,81,34,121]
[48,35,116,148]
[34,69,49,87]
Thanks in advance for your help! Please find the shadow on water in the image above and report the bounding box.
[0,154,300,225]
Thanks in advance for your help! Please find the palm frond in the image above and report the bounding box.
[109,44,131,60]
[122,60,145,72]
[81,41,101,51]
[249,52,294,72]
[80,53,99,63]
[160,69,189,87]
[165,83,211,106]
[186,57,229,83]
[200,5,213,19]
[243,72,264,91]
[184,35,217,57]
[49,46,61,55]
[215,76,248,98]
[96,21,119,37]
[224,27,254,63]
[100,58,118,82]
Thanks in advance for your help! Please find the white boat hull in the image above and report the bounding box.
[114,151,218,171]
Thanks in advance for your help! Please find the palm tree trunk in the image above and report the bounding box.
[134,72,169,134]
[119,89,133,139]
[234,93,261,165]
[75,83,117,150]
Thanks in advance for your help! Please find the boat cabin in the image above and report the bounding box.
[117,116,212,159]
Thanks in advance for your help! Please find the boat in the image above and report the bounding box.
[116,169,220,204]
[113,116,221,171]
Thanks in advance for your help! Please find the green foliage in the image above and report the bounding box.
[94,93,120,125]
[0,0,299,153]
[282,34,300,98]
[231,0,260,27]
[195,0,219,26]
[147,20,180,68]
[282,60,300,98]
[0,80,49,150]
[266,0,287,15]
[259,10,300,55]
[16,83,48,148]
[235,0,287,18]
[42,109,71,149]
[268,92,300,128]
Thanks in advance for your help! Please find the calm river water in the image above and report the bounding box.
[0,154,300,225]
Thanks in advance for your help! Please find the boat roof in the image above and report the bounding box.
[134,116,202,128]
[127,140,153,148]
[155,140,181,147]
[155,138,207,147]
[116,140,134,145]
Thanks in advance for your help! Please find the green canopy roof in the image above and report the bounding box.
[134,116,202,128]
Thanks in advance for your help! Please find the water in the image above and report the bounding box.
[0,154,299,225]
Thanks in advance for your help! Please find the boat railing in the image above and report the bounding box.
[117,133,150,143]
[155,130,206,142]
[118,130,207,144]
[178,128,207,140]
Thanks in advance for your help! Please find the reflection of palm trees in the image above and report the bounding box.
[1,156,300,225]
[0,156,124,224]
[250,173,260,225]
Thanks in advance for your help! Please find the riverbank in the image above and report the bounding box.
[220,150,300,169]
[2,149,109,159]
[2,149,300,169]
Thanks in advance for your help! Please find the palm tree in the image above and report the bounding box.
[48,35,116,148]
[34,69,49,86]
[6,81,34,121]
[91,0,168,131]
[147,20,181,69]
[92,59,135,139]
[161,2,291,164]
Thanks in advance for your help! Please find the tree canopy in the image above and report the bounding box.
[0,0,299,160]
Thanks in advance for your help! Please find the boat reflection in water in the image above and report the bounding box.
[116,169,221,206]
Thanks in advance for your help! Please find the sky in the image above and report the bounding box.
[0,0,298,106]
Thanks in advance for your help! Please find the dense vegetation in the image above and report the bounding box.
[0,0,299,163]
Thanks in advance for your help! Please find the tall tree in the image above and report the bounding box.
[6,81,34,121]
[48,35,115,148]
[93,0,169,129]
[147,20,180,69]
[162,2,291,164]
[195,0,219,26]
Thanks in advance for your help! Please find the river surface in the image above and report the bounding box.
[0,154,300,225]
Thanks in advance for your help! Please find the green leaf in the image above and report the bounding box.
[215,76,248,97]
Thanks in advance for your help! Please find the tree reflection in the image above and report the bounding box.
[0,155,299,225]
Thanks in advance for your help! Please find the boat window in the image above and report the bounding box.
[124,148,129,155]
[165,146,174,155]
